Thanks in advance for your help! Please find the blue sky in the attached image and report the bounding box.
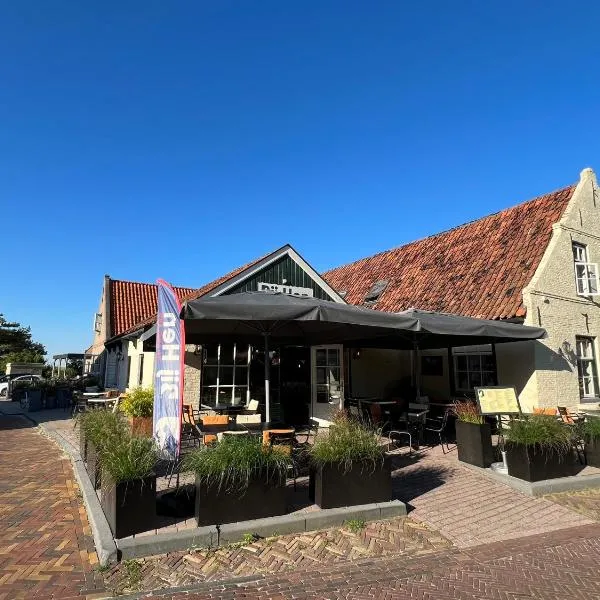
[2,1,600,360]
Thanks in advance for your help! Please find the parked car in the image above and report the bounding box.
[0,374,43,397]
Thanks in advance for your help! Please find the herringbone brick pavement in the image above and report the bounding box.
[118,523,600,599]
[104,518,451,595]
[0,414,106,599]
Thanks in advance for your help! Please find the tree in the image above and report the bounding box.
[0,314,46,374]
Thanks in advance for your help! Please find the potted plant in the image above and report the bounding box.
[453,400,494,468]
[309,411,390,509]
[120,387,154,436]
[503,415,575,481]
[579,417,600,467]
[184,435,291,526]
[78,410,126,489]
[100,433,157,538]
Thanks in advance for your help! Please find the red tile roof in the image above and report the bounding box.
[323,185,576,320]
[109,253,271,339]
[110,281,195,338]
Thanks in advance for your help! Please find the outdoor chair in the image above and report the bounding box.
[200,415,229,445]
[235,413,263,432]
[387,429,413,455]
[423,408,452,453]
[268,431,300,489]
[296,419,320,445]
[71,396,87,418]
[557,406,584,425]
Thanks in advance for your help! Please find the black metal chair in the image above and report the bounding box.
[423,408,452,453]
[295,419,320,445]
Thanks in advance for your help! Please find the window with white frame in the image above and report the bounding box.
[201,344,251,407]
[138,354,144,386]
[453,345,496,392]
[573,243,599,296]
[576,336,599,399]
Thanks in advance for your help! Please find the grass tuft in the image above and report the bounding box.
[183,435,292,494]
[309,410,385,473]
[100,434,157,483]
[503,415,573,455]
[452,400,484,424]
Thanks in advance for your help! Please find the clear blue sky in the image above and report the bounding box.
[2,1,600,360]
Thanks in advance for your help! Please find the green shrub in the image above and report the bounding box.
[579,417,600,440]
[452,400,484,424]
[78,410,127,451]
[120,387,154,418]
[100,433,157,483]
[309,411,385,472]
[183,435,292,494]
[503,415,573,455]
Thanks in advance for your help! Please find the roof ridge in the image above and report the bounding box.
[110,278,195,290]
[324,183,576,274]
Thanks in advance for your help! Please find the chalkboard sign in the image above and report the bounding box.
[475,386,521,415]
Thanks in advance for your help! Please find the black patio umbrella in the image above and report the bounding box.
[180,292,420,421]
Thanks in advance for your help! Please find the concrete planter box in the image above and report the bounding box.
[195,473,287,526]
[456,421,494,468]
[101,474,156,539]
[86,441,101,490]
[129,416,153,437]
[312,457,392,509]
[585,436,600,467]
[25,389,43,412]
[506,444,576,482]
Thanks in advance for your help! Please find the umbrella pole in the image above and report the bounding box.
[413,340,421,400]
[264,333,270,423]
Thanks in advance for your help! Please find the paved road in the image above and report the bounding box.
[125,524,600,599]
[0,414,105,599]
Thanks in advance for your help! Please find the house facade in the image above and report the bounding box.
[88,167,600,417]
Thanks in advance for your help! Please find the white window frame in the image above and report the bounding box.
[201,344,251,407]
[576,336,600,400]
[573,243,599,296]
[452,345,497,393]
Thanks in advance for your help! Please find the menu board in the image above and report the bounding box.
[475,386,521,415]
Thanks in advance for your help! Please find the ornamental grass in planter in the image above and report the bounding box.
[453,401,493,468]
[503,415,576,482]
[578,418,600,467]
[100,433,157,538]
[309,411,390,509]
[120,387,154,436]
[78,410,127,489]
[184,435,291,526]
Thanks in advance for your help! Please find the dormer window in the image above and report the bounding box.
[572,243,599,296]
[364,280,388,304]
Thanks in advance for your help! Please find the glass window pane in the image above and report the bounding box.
[455,356,467,371]
[481,354,495,371]
[316,385,329,403]
[469,372,482,388]
[327,349,340,366]
[220,344,234,365]
[216,387,232,405]
[468,355,481,372]
[235,345,249,365]
[482,371,496,386]
[457,373,469,390]
[232,387,247,405]
[204,345,219,364]
[316,367,326,384]
[201,387,217,406]
[588,265,598,294]
[235,366,248,385]
[316,349,327,366]
[219,366,234,385]
[203,366,218,386]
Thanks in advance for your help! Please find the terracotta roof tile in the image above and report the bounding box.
[110,253,270,339]
[323,185,576,320]
[110,281,195,338]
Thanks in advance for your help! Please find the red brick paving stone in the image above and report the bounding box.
[0,414,106,599]
[120,525,600,599]
[391,446,592,547]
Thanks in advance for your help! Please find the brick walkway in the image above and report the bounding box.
[119,523,600,599]
[391,447,593,546]
[0,414,106,599]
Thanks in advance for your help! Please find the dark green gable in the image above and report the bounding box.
[225,254,337,301]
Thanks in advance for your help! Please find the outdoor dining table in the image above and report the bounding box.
[86,397,115,409]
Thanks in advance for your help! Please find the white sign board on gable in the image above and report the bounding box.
[257,282,314,298]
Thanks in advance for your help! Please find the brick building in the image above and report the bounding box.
[88,167,600,417]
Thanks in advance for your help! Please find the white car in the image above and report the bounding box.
[0,374,43,397]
